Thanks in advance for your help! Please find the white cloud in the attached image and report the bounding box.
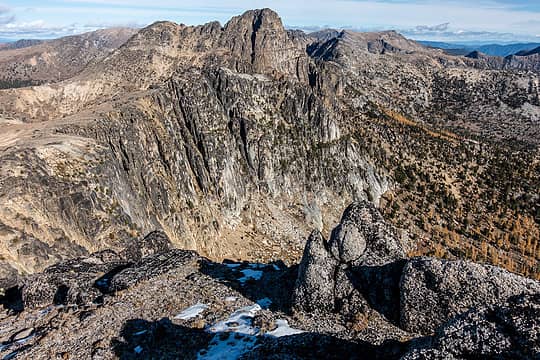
[0,0,539,42]
[0,19,103,39]
[412,23,450,33]
[0,5,14,26]
[399,21,539,43]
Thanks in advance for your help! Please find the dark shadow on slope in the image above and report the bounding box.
[53,285,69,305]
[199,259,299,313]
[200,256,408,326]
[111,318,408,360]
[348,260,407,324]
[1,286,24,313]
[93,263,133,294]
[111,318,213,360]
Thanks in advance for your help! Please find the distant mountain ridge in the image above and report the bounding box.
[516,46,540,56]
[0,39,44,51]
[461,47,540,72]
[419,40,540,57]
[0,28,137,89]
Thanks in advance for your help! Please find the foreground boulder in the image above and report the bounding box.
[20,231,174,310]
[293,201,540,338]
[121,230,172,262]
[328,201,405,266]
[292,201,406,318]
[400,257,540,334]
[403,293,540,359]
[292,230,339,313]
[22,250,128,309]
[109,249,200,291]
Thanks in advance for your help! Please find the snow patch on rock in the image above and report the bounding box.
[198,304,262,359]
[267,319,305,337]
[174,303,209,320]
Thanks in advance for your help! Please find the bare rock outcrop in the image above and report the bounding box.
[400,257,540,334]
[292,230,339,313]
[22,250,128,309]
[20,231,174,309]
[109,249,200,292]
[403,293,540,360]
[121,230,172,262]
[292,201,406,318]
[329,201,405,265]
[293,201,540,340]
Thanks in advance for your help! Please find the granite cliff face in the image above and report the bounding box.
[0,8,539,289]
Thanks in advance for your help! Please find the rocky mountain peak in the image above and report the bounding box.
[93,8,309,90]
[224,8,284,34]
[308,27,428,64]
[221,8,309,79]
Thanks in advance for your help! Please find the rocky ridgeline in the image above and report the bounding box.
[465,49,540,72]
[0,202,538,359]
[0,28,137,87]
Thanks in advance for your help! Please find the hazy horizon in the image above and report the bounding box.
[0,1,539,43]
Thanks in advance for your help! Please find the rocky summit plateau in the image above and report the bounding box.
[0,8,538,360]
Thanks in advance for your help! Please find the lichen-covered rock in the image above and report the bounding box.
[329,201,405,266]
[109,249,200,292]
[137,230,171,257]
[293,201,540,338]
[328,207,367,263]
[436,294,540,358]
[399,257,540,334]
[22,250,129,309]
[402,294,540,359]
[400,349,457,360]
[291,230,338,313]
[292,201,405,318]
[121,230,172,262]
[19,243,198,310]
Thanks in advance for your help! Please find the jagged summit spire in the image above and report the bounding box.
[221,8,309,80]
[224,8,285,33]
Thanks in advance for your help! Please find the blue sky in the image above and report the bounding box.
[0,0,539,43]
